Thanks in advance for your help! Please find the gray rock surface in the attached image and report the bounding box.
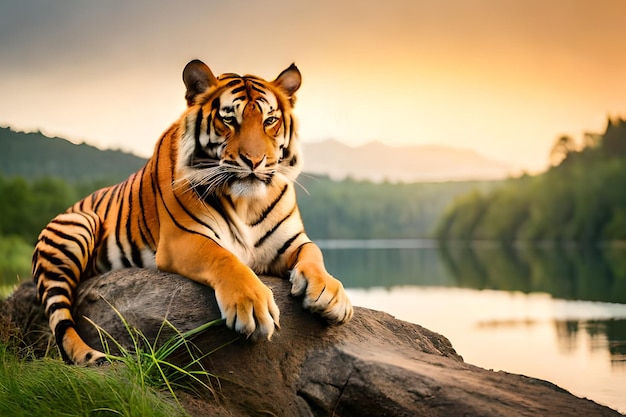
[5,268,623,417]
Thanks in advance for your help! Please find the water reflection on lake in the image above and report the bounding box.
[317,240,626,413]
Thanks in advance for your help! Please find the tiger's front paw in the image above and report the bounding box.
[214,274,280,340]
[290,263,353,324]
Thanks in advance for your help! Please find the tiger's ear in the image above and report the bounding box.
[273,64,301,102]
[183,59,218,106]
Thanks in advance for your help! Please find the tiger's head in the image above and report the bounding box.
[177,59,302,199]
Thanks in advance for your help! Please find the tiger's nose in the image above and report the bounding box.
[240,153,265,170]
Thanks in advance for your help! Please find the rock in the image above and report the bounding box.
[4,268,623,417]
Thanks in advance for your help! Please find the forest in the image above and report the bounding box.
[435,118,626,242]
[0,172,495,281]
[0,172,495,246]
[296,176,497,239]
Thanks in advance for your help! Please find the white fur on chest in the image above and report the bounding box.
[214,183,299,274]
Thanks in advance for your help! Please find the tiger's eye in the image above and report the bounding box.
[264,117,278,126]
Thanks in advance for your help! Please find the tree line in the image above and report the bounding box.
[0,126,499,243]
[436,118,626,242]
[0,171,496,283]
[296,176,497,240]
[0,126,145,183]
[0,172,498,247]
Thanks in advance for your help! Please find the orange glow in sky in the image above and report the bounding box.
[1,0,625,173]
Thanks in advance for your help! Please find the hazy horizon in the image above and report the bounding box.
[2,0,625,174]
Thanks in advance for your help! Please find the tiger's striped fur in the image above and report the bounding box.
[32,59,353,365]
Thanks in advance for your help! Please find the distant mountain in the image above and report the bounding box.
[0,127,146,182]
[302,139,513,182]
[0,126,510,184]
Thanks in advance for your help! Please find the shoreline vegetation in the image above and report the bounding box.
[436,118,626,242]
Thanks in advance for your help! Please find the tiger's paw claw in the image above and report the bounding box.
[290,266,353,325]
[217,280,280,341]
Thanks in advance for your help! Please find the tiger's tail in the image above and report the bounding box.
[32,210,106,365]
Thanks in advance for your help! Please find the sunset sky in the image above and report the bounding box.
[1,0,625,173]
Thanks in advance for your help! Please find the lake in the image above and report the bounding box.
[317,239,626,414]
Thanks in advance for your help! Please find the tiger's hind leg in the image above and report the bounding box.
[33,211,107,365]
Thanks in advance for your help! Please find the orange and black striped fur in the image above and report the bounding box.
[32,59,353,365]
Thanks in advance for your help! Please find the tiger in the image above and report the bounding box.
[32,59,354,365]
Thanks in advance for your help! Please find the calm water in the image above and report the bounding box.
[317,240,626,413]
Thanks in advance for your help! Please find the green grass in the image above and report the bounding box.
[0,301,237,416]
[0,343,187,417]
[0,235,32,298]
[92,302,238,405]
